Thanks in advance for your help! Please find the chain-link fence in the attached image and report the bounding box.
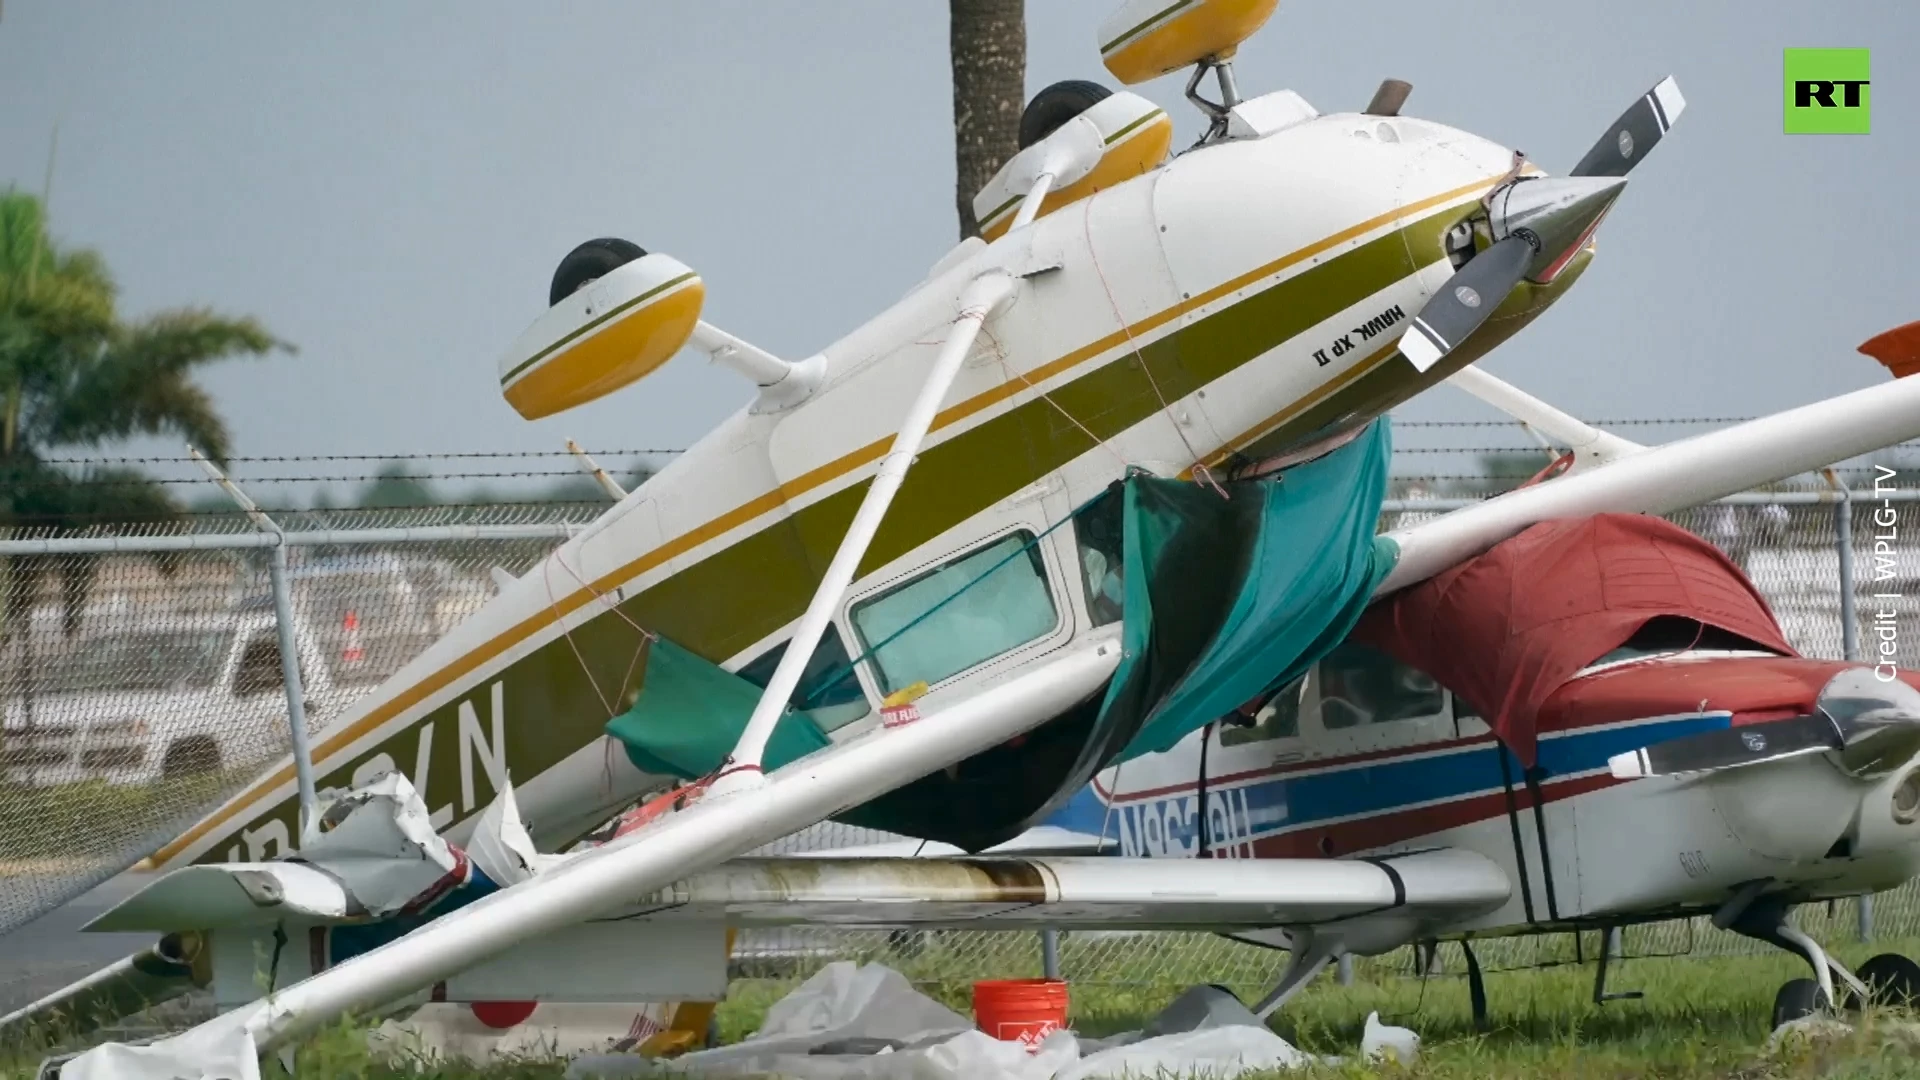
[0,505,598,936]
[3,477,1917,1009]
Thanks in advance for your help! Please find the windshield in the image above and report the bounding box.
[1580,616,1776,674]
[38,630,232,694]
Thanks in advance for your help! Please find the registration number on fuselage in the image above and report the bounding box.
[1111,787,1258,858]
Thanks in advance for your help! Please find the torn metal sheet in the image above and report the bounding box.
[296,773,467,916]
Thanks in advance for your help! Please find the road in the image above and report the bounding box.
[0,872,161,1016]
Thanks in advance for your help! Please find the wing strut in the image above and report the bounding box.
[720,272,1017,788]
[1446,365,1642,470]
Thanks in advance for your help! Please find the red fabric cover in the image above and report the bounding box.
[1352,513,1798,766]
[1539,655,1858,732]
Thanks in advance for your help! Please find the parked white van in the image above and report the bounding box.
[0,600,345,787]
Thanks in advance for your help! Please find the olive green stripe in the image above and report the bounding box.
[501,272,699,386]
[1234,251,1593,464]
[215,199,1473,863]
[1102,0,1194,55]
[982,192,1024,228]
[982,111,1164,229]
[1104,110,1165,146]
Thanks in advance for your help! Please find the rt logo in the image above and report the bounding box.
[1785,48,1870,134]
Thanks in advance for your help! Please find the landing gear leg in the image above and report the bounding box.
[1716,887,1868,1030]
[1252,937,1337,1020]
[1592,926,1644,1005]
[1460,940,1490,1033]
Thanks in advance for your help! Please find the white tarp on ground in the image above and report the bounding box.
[566,962,1418,1080]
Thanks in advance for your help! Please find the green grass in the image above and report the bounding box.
[10,940,1920,1078]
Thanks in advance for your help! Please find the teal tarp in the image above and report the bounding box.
[1108,420,1399,761]
[603,419,1396,852]
[604,636,829,779]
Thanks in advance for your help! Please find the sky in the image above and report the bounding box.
[1,1,1916,497]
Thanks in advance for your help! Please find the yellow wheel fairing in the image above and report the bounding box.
[500,254,705,420]
[1098,0,1280,86]
[977,98,1173,241]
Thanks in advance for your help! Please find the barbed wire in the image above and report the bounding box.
[30,433,1920,467]
[36,449,685,465]
[8,470,640,488]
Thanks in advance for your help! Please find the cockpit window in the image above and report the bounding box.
[1073,487,1125,627]
[850,532,1058,693]
[1318,642,1446,729]
[1587,616,1769,669]
[736,629,871,733]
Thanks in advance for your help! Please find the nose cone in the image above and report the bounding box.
[1486,175,1628,284]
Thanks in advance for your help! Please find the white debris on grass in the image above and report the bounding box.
[566,961,1419,1080]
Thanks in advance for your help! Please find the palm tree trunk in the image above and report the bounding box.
[950,0,1026,240]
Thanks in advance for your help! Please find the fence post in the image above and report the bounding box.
[1835,483,1860,663]
[268,544,320,839]
[1040,928,1061,980]
[191,446,320,840]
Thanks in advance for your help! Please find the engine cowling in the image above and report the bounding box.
[498,252,704,420]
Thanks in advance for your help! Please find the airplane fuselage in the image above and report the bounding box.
[1071,652,1920,946]
[152,102,1593,873]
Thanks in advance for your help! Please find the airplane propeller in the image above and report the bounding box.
[1397,76,1685,373]
[1609,670,1920,781]
[1569,76,1689,179]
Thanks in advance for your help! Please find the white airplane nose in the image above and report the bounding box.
[1485,174,1628,284]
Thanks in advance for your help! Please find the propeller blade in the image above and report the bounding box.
[1397,235,1532,373]
[1571,76,1686,178]
[1838,720,1920,778]
[1608,714,1841,780]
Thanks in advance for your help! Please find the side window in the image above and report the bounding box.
[1072,489,1125,627]
[850,531,1058,694]
[736,629,871,733]
[233,633,301,698]
[1318,642,1444,730]
[1221,675,1305,747]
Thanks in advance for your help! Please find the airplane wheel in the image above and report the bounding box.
[1771,978,1830,1030]
[1847,953,1920,1010]
[548,237,646,306]
[1018,80,1112,149]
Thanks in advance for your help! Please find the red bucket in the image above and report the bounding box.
[972,978,1069,1050]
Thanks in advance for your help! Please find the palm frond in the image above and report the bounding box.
[42,310,290,463]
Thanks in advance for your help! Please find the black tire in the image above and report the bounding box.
[548,237,647,307]
[1849,952,1920,1010]
[1018,80,1113,149]
[1771,977,1830,1030]
[161,735,220,778]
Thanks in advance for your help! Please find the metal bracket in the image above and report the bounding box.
[1592,926,1644,1004]
[1184,59,1244,148]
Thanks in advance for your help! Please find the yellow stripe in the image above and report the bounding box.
[501,273,698,387]
[150,171,1504,866]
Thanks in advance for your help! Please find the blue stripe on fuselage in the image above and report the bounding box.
[1037,713,1732,854]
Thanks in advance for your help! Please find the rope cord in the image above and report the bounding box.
[1080,196,1227,498]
